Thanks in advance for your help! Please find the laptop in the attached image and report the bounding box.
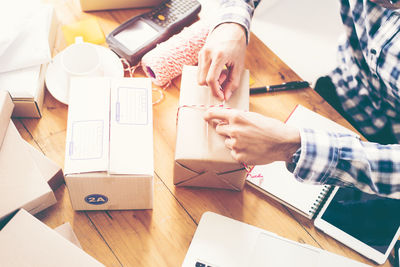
[79,0,164,11]
[183,212,370,267]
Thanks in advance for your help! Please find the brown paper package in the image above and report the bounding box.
[174,66,249,191]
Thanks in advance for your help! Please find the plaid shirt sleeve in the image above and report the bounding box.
[290,128,400,199]
[213,0,260,43]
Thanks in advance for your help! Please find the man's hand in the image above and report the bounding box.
[204,108,301,165]
[198,23,247,101]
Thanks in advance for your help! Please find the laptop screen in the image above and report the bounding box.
[321,187,400,254]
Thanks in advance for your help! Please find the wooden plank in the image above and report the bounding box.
[85,174,197,267]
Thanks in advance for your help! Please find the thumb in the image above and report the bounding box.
[222,65,243,100]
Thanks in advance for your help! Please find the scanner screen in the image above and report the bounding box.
[114,19,158,52]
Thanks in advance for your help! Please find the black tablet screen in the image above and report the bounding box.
[321,187,400,254]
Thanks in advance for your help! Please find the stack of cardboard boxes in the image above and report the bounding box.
[0,90,105,265]
[0,91,63,225]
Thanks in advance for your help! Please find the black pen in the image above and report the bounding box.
[250,81,310,94]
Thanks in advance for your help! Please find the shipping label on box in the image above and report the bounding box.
[64,77,153,210]
[174,66,250,191]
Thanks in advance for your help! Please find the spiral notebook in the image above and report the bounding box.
[247,105,358,219]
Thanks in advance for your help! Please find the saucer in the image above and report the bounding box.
[45,45,124,105]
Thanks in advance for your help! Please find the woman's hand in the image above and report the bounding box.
[204,107,301,165]
[198,23,247,101]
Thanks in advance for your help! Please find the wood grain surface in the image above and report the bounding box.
[11,0,395,266]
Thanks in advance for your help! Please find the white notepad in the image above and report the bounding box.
[247,105,358,219]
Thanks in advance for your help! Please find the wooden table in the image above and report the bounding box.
[14,0,395,266]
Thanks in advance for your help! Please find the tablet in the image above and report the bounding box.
[314,187,400,264]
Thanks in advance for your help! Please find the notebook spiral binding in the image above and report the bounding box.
[308,185,335,218]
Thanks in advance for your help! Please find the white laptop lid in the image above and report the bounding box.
[315,187,400,265]
[183,212,369,267]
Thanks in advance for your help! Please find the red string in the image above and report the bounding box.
[176,103,229,126]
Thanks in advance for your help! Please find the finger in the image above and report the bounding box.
[225,137,236,149]
[222,64,243,100]
[207,118,223,128]
[204,107,237,122]
[206,59,225,100]
[218,69,228,86]
[230,149,243,163]
[215,123,231,137]
[197,49,211,86]
[231,149,247,164]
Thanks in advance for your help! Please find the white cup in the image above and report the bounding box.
[61,37,102,89]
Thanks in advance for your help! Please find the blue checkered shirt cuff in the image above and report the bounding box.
[292,128,340,185]
[289,128,400,198]
[212,0,256,44]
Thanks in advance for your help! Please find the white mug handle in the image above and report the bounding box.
[75,36,84,44]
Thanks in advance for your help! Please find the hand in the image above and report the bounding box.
[198,23,247,101]
[204,108,301,165]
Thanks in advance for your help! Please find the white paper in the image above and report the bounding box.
[115,86,148,125]
[251,0,343,84]
[109,78,153,175]
[64,78,110,174]
[248,162,327,217]
[0,0,42,55]
[0,3,51,73]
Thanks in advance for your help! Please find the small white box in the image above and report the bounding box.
[0,209,104,267]
[64,77,153,210]
[0,5,58,118]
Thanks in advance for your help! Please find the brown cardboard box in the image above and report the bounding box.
[64,77,153,210]
[0,91,57,224]
[0,91,13,145]
[0,209,104,266]
[25,140,65,191]
[54,222,83,249]
[174,66,249,191]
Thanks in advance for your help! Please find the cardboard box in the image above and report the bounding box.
[174,66,249,191]
[54,222,83,249]
[0,5,58,118]
[0,91,13,146]
[0,91,57,225]
[0,209,104,266]
[64,77,153,210]
[25,140,65,191]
